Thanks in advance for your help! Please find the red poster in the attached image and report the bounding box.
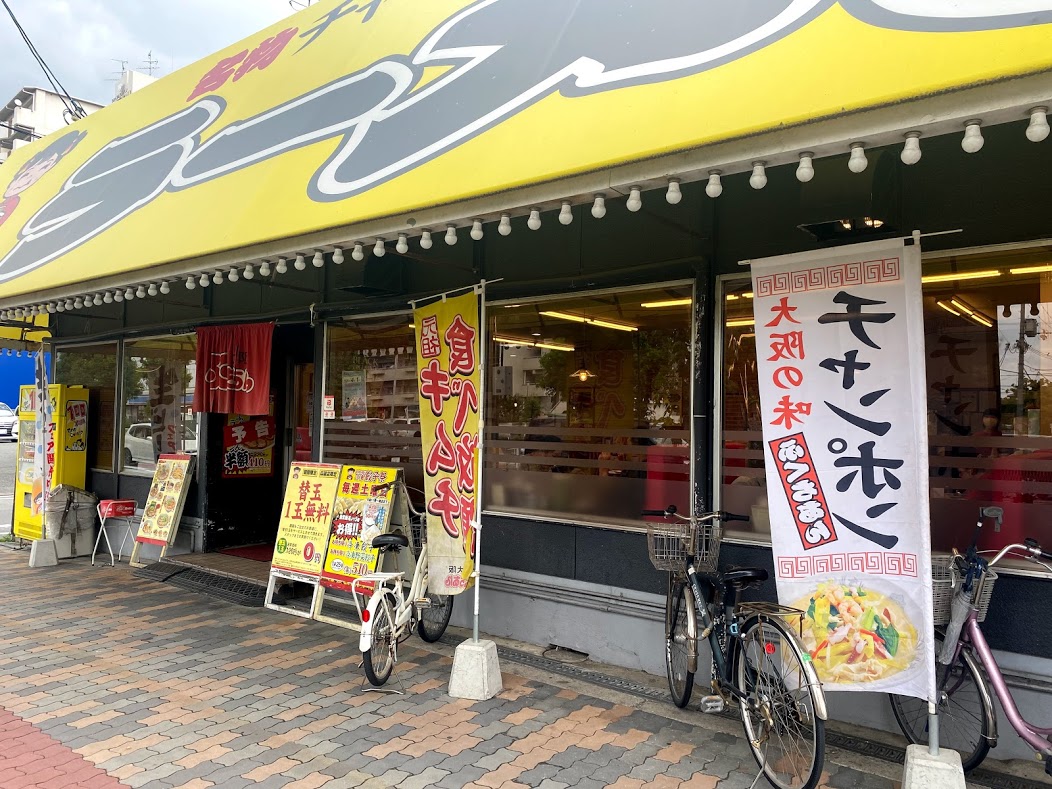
[193,323,273,415]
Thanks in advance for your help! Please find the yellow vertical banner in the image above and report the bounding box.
[415,290,479,595]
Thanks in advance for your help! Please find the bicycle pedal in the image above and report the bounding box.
[700,695,726,714]
[413,598,433,609]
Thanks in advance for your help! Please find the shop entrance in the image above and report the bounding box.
[202,324,315,554]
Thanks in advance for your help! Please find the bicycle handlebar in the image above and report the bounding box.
[641,504,749,523]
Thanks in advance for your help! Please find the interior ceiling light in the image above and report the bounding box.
[936,300,961,317]
[726,318,755,328]
[571,367,596,382]
[799,217,895,242]
[641,298,692,308]
[494,335,575,352]
[921,269,1001,283]
[1008,263,1052,275]
[540,310,637,332]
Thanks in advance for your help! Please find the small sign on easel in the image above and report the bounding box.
[263,462,342,619]
[129,454,196,567]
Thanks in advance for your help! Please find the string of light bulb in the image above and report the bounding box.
[2,106,1048,322]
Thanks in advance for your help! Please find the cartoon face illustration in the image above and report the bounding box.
[0,130,85,230]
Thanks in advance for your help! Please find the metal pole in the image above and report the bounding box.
[928,700,939,756]
[472,281,487,643]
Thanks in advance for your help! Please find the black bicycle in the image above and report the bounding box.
[645,504,828,789]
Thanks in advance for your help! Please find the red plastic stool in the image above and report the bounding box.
[93,499,137,566]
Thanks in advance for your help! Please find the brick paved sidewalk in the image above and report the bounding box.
[0,551,901,789]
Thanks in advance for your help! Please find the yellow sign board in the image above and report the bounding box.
[415,290,479,595]
[320,465,400,593]
[1,1,1051,301]
[270,462,341,577]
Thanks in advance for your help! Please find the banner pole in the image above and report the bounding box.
[928,701,939,756]
[472,280,487,644]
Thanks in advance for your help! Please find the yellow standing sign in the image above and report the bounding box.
[321,466,399,594]
[270,463,341,577]
[415,290,479,595]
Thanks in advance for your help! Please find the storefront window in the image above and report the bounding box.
[120,335,199,473]
[322,316,421,496]
[719,245,1052,573]
[486,284,693,529]
[54,342,118,471]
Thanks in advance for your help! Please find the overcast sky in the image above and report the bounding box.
[0,0,298,106]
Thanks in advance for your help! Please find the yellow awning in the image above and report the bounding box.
[1,0,1050,303]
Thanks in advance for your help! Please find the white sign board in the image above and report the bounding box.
[751,238,935,701]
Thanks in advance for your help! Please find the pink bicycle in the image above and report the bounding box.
[889,506,1052,774]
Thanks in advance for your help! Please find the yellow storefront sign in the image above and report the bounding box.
[415,289,479,595]
[1,1,1051,302]
[320,465,400,593]
[271,462,341,577]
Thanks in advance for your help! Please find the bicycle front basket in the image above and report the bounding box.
[645,518,721,574]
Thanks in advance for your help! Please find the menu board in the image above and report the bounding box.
[320,466,399,593]
[270,463,341,578]
[134,454,195,546]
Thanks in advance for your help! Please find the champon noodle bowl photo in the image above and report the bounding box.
[792,581,917,684]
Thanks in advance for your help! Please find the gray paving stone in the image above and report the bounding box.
[397,766,451,789]
[434,765,490,788]
[475,746,519,771]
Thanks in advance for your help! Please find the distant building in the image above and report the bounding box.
[113,69,157,102]
[0,87,104,165]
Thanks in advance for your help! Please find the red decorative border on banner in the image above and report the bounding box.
[755,257,900,297]
[777,552,919,578]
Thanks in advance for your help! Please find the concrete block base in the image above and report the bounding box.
[902,744,966,789]
[448,639,503,700]
[29,539,59,568]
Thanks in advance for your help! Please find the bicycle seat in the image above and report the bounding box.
[372,534,410,551]
[720,567,769,591]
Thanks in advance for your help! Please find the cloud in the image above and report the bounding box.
[0,0,295,106]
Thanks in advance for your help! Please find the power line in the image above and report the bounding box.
[0,120,40,139]
[0,0,86,121]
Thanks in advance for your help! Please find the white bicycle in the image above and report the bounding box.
[352,511,454,686]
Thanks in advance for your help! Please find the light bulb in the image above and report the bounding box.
[294,254,306,271]
[962,121,984,153]
[665,179,682,205]
[527,209,541,230]
[259,260,271,277]
[332,247,344,265]
[242,266,253,281]
[312,250,324,268]
[351,243,364,261]
[74,298,83,309]
[591,195,606,219]
[160,281,170,294]
[186,276,196,290]
[1027,106,1050,143]
[419,231,432,250]
[749,162,767,190]
[396,234,409,253]
[135,285,145,298]
[102,292,112,305]
[45,302,55,313]
[848,143,868,173]
[374,239,386,257]
[445,225,458,245]
[54,302,64,313]
[211,272,223,285]
[626,187,642,212]
[126,287,136,300]
[577,371,588,382]
[275,258,287,274]
[146,283,157,296]
[796,153,814,183]
[0,311,5,320]
[92,294,102,306]
[15,350,20,358]
[65,299,74,310]
[470,220,484,240]
[114,290,124,302]
[705,170,723,198]
[901,132,922,165]
[199,274,210,287]
[558,202,573,224]
[498,214,512,235]
[227,268,239,282]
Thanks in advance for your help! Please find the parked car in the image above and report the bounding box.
[123,423,198,467]
[0,404,16,441]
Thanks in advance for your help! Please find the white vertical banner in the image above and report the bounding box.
[751,238,935,701]
[32,348,54,517]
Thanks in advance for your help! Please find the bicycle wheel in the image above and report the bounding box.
[736,616,825,789]
[665,581,695,709]
[363,594,396,686]
[889,631,993,772]
[417,591,454,643]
